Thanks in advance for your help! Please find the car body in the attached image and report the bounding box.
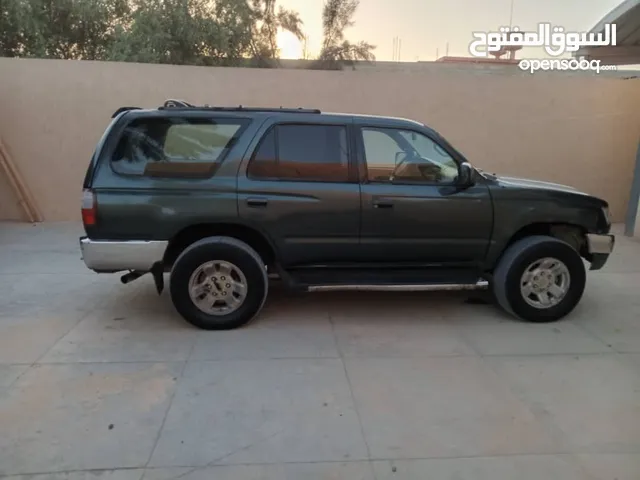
[79,100,614,329]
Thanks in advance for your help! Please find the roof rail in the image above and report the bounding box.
[159,100,321,114]
[111,106,142,118]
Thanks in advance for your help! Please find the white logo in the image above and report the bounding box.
[518,58,617,74]
[469,23,617,58]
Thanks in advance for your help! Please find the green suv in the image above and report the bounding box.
[80,99,614,330]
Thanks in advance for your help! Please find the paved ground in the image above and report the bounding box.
[1,222,640,479]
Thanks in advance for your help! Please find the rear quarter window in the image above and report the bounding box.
[111,117,249,178]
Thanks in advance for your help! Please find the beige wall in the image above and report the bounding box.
[1,57,639,222]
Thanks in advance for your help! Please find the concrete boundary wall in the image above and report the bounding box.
[1,58,639,221]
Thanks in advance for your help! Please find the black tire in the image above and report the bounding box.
[492,235,586,323]
[169,236,268,330]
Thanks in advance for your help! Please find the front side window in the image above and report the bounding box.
[248,124,349,182]
[362,127,459,184]
[112,117,247,177]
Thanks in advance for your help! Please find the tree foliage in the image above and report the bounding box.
[312,0,375,70]
[249,0,303,66]
[0,0,302,65]
[1,0,129,59]
[107,0,255,65]
[0,0,374,69]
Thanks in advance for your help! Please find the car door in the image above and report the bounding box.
[237,116,361,267]
[357,123,493,266]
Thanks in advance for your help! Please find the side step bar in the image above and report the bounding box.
[268,264,489,292]
[308,281,489,292]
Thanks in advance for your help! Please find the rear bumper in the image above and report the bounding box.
[585,233,615,271]
[80,237,168,273]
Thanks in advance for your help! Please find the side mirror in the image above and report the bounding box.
[457,162,474,186]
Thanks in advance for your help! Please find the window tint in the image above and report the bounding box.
[112,117,247,177]
[246,129,277,178]
[248,124,349,182]
[362,127,459,184]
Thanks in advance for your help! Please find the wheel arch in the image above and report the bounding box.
[487,222,589,271]
[162,222,277,269]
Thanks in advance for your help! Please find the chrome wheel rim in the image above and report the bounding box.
[520,257,571,309]
[188,261,248,315]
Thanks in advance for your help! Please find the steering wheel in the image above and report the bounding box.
[390,152,442,182]
[389,153,409,182]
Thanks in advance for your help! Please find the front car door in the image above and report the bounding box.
[356,120,493,267]
[237,115,361,267]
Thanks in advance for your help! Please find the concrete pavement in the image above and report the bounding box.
[1,222,639,479]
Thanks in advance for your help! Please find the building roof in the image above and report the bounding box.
[575,0,640,65]
[435,56,519,65]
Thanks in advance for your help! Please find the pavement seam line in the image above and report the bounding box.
[9,451,640,478]
[4,306,96,389]
[327,310,378,480]
[569,318,625,354]
[477,353,575,454]
[141,332,198,478]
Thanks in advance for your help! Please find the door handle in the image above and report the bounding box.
[373,200,393,209]
[246,197,268,208]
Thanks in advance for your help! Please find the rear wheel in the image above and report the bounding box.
[492,235,586,323]
[169,237,268,330]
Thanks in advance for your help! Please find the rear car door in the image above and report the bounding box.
[356,123,493,266]
[237,115,361,267]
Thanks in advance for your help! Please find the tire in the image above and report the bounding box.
[492,235,586,323]
[169,236,268,330]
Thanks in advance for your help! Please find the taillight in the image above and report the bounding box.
[81,189,97,226]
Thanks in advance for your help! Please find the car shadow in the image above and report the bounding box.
[100,276,509,329]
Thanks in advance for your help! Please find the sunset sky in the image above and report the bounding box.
[275,0,622,61]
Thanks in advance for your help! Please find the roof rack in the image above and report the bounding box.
[163,99,195,108]
[159,99,321,114]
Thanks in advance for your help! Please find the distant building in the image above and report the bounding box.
[436,32,522,65]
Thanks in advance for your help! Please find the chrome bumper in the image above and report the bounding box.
[586,233,615,254]
[80,237,168,272]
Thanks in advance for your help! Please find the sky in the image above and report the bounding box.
[275,0,623,61]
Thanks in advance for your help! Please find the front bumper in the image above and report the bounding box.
[585,233,615,271]
[80,237,168,273]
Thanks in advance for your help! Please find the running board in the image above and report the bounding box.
[307,280,489,292]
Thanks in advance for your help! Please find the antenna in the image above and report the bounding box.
[392,36,402,62]
[508,0,515,27]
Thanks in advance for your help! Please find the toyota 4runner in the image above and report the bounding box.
[80,100,615,330]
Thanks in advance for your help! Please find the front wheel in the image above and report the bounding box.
[492,235,586,323]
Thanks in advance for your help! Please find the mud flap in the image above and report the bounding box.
[151,262,165,294]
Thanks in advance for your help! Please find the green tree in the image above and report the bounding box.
[248,0,304,66]
[0,0,27,56]
[107,0,255,65]
[1,0,306,66]
[1,0,129,59]
[313,0,375,69]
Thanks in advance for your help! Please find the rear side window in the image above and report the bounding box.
[248,124,349,182]
[111,117,248,177]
